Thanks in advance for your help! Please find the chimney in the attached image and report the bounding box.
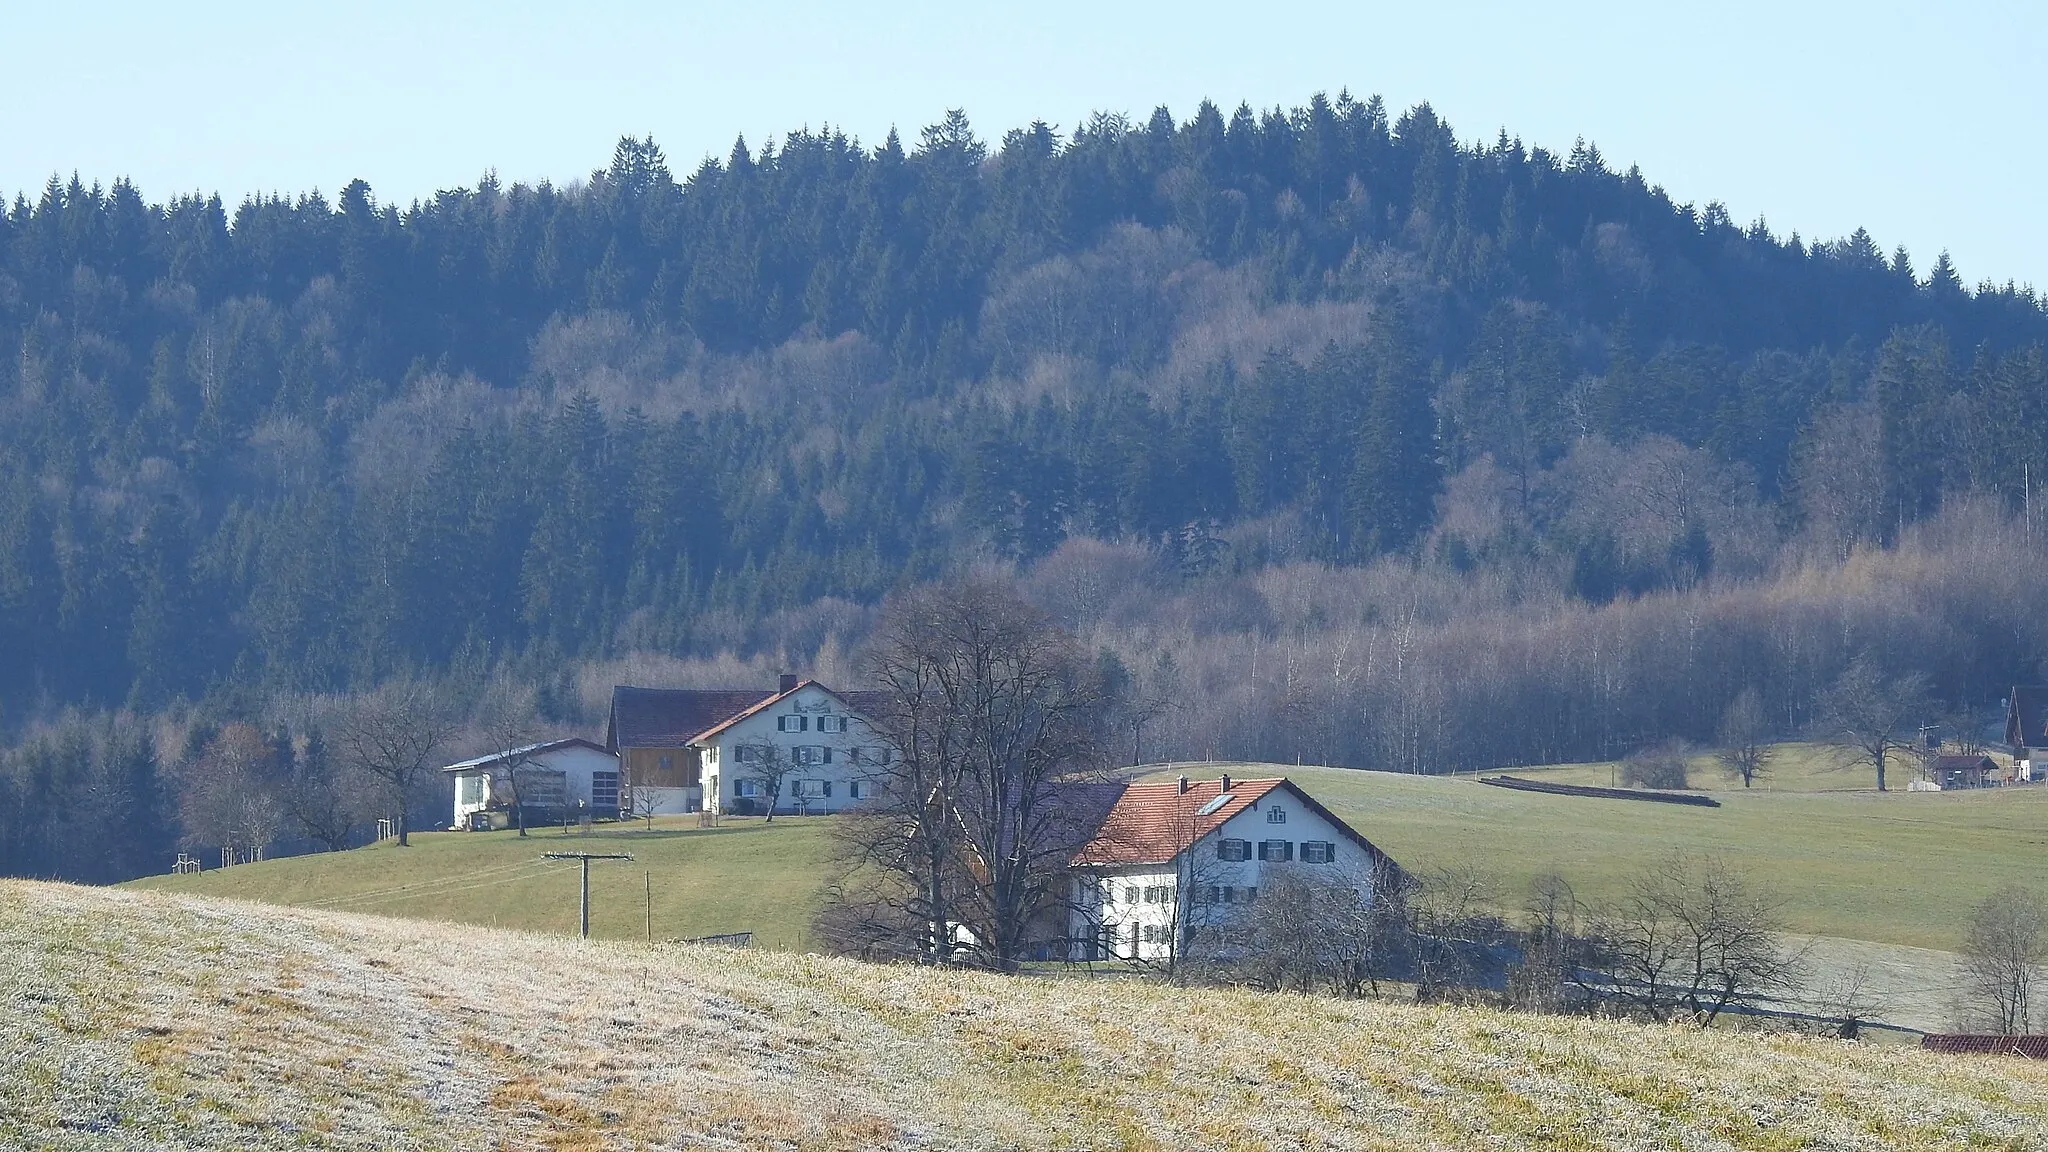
[779,673,799,694]
[1219,773,1232,794]
[1177,775,1190,795]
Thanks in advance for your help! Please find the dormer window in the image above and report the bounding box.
[1267,806,1287,824]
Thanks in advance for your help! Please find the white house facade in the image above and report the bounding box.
[1064,775,1397,962]
[607,676,896,816]
[444,738,622,830]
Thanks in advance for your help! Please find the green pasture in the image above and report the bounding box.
[129,815,838,949]
[129,746,2048,953]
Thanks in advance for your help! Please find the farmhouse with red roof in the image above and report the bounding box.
[1063,773,1400,962]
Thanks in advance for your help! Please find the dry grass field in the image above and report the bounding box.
[8,879,2048,1150]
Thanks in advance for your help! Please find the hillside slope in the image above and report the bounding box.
[8,880,2048,1150]
[132,762,2048,954]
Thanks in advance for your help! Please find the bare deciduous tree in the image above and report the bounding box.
[1815,656,1930,792]
[857,577,1112,969]
[1714,686,1776,788]
[476,678,547,837]
[1409,864,1502,1002]
[279,727,374,852]
[1621,739,1692,790]
[1958,885,2048,1034]
[334,678,457,846]
[177,723,286,863]
[733,739,794,822]
[1591,853,1799,1026]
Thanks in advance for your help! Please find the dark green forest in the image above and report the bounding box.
[6,94,2048,879]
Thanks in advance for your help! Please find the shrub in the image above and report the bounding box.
[1621,741,1691,790]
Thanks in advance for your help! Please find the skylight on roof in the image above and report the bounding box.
[1195,793,1232,817]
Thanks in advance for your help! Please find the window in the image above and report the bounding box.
[1216,838,1251,862]
[817,715,846,733]
[1141,924,1166,944]
[794,745,816,765]
[590,771,620,811]
[777,715,808,733]
[735,779,762,798]
[1266,805,1287,824]
[735,745,759,763]
[1123,886,1139,905]
[457,775,486,806]
[1301,841,1336,864]
[852,745,892,766]
[1258,840,1293,863]
[848,781,863,800]
[658,754,673,772]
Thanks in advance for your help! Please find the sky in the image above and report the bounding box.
[2,1,2041,287]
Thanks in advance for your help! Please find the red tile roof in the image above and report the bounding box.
[1922,1034,2048,1059]
[1070,778,1287,867]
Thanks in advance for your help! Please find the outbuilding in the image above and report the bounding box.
[444,738,621,830]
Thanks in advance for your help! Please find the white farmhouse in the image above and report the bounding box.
[444,738,621,830]
[1064,774,1399,962]
[605,676,896,816]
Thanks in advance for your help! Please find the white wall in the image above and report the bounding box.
[1068,785,1384,962]
[452,744,623,827]
[703,685,894,816]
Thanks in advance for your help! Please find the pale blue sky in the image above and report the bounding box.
[3,1,2040,287]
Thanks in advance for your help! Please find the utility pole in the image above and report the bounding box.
[543,852,633,939]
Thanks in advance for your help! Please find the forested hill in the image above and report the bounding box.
[4,94,2047,717]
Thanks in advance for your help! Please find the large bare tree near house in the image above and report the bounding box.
[334,678,457,846]
[1815,656,1931,792]
[859,578,1114,969]
[476,677,547,837]
[733,739,794,822]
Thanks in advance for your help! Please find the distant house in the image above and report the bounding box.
[1062,775,1400,962]
[444,738,620,830]
[1931,754,1998,790]
[2007,687,2048,783]
[605,675,895,816]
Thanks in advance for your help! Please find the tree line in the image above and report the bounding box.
[6,93,2048,882]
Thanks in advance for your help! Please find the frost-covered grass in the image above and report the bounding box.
[8,879,2048,1150]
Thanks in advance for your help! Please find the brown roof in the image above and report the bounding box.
[1934,754,1997,772]
[1922,1034,2048,1059]
[2010,687,2048,750]
[605,682,895,751]
[1071,777,1286,867]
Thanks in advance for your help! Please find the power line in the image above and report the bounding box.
[543,852,634,938]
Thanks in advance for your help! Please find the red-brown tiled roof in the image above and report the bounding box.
[1922,1034,2048,1059]
[1070,778,1287,867]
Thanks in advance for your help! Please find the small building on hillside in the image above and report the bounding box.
[1063,774,1400,963]
[605,675,896,816]
[444,738,620,830]
[1931,754,1999,790]
[2008,687,2048,783]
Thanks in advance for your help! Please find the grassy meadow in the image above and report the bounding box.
[10,879,2048,1150]
[130,814,840,950]
[132,754,2048,958]
[1163,762,2048,951]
